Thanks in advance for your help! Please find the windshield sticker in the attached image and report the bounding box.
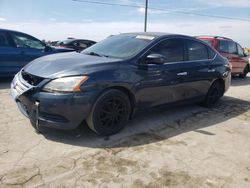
[136,35,155,40]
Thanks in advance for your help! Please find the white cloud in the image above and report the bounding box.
[1,21,250,47]
[198,0,250,7]
[49,18,57,22]
[0,17,6,22]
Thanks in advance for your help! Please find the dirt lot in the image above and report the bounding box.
[0,76,250,188]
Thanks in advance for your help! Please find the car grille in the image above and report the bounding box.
[11,71,41,101]
[21,71,44,86]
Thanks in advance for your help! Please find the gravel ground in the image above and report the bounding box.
[0,76,250,188]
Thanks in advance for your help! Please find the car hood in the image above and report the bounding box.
[23,52,122,78]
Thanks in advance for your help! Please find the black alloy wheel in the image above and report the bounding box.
[203,81,224,108]
[87,89,131,136]
[239,65,249,78]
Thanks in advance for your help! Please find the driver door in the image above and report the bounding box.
[136,38,187,108]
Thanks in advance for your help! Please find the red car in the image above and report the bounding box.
[197,36,249,78]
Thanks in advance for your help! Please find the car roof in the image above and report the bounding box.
[196,35,233,41]
[118,32,198,41]
[0,28,29,35]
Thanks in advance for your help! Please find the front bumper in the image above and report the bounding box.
[11,72,97,130]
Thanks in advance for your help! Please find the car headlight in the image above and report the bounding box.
[42,76,89,92]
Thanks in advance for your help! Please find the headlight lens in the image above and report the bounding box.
[43,76,89,92]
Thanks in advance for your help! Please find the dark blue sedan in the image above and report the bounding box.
[11,33,231,135]
[0,29,74,77]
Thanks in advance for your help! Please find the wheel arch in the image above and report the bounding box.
[107,86,136,116]
[212,78,225,94]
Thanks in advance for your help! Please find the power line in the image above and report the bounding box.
[72,0,141,8]
[72,0,250,22]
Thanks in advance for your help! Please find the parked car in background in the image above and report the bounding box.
[0,29,74,77]
[56,39,96,52]
[197,36,249,78]
[11,32,231,136]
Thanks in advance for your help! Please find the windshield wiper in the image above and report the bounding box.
[85,51,103,57]
[84,51,112,58]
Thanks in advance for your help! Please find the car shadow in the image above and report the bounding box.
[0,77,13,90]
[42,95,250,148]
[231,75,250,86]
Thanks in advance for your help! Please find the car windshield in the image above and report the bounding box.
[82,34,155,59]
[58,39,75,45]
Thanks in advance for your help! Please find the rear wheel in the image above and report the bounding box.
[87,89,131,136]
[239,65,249,78]
[202,81,224,108]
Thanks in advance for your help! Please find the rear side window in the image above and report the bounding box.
[0,32,10,47]
[219,40,237,54]
[148,39,184,63]
[187,40,208,61]
[208,48,216,59]
[201,39,212,47]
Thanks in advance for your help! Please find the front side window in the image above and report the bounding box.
[187,40,208,61]
[11,33,45,50]
[237,44,244,56]
[148,39,184,63]
[0,32,10,47]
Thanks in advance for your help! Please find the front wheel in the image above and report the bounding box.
[239,65,249,78]
[202,81,224,108]
[86,89,131,136]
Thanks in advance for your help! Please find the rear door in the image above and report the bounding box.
[219,40,240,74]
[0,30,21,76]
[181,39,217,98]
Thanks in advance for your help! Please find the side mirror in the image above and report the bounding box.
[244,52,249,57]
[145,54,167,64]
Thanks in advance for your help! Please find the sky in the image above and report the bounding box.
[0,0,250,46]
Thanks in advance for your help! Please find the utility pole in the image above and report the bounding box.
[144,0,148,32]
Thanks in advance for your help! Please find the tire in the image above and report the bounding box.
[239,65,249,78]
[86,89,131,136]
[202,81,224,108]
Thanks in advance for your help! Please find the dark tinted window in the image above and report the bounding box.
[148,39,184,63]
[228,41,237,54]
[187,40,208,60]
[0,32,10,47]
[201,39,212,46]
[208,47,216,59]
[237,44,244,56]
[219,40,237,54]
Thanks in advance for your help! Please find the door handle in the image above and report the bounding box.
[208,69,215,72]
[177,72,188,76]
